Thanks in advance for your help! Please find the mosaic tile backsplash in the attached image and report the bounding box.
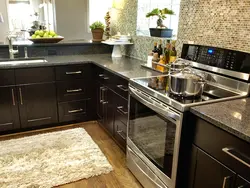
[111,0,250,61]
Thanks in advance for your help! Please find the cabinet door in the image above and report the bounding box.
[0,87,20,132]
[236,176,250,188]
[18,83,58,128]
[192,146,236,188]
[104,88,114,135]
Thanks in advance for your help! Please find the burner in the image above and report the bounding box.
[168,92,203,104]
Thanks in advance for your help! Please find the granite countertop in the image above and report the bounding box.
[0,54,160,80]
[191,98,250,143]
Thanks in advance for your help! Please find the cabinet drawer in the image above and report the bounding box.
[15,67,55,84]
[112,76,128,99]
[115,95,128,125]
[56,80,91,102]
[114,119,127,150]
[56,64,91,81]
[194,117,250,180]
[0,70,15,86]
[58,99,89,123]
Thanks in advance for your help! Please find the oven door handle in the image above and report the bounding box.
[129,86,180,123]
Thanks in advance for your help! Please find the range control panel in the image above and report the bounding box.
[181,44,250,74]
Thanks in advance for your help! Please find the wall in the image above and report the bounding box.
[112,0,250,61]
[0,0,9,43]
[54,0,91,40]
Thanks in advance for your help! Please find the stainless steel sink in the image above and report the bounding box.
[0,58,47,65]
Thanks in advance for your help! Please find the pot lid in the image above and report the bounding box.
[171,59,189,68]
[171,71,201,80]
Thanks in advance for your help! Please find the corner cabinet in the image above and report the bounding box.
[188,116,250,188]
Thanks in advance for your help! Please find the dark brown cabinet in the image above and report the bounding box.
[236,176,250,188]
[18,83,58,128]
[190,145,236,188]
[0,86,20,132]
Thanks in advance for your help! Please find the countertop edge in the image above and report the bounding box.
[190,108,250,143]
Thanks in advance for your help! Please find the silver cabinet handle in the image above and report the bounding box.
[222,176,231,188]
[68,108,83,113]
[66,71,82,75]
[100,87,104,103]
[99,74,109,80]
[117,85,128,92]
[19,88,23,105]
[11,88,15,106]
[117,130,126,140]
[222,148,250,168]
[117,106,128,115]
[66,88,82,93]
[99,74,104,77]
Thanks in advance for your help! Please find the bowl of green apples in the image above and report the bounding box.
[28,30,64,43]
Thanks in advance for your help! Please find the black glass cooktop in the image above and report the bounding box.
[134,76,238,105]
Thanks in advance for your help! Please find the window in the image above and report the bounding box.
[137,0,180,37]
[88,0,113,26]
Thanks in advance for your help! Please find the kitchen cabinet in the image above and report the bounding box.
[18,83,58,128]
[236,176,250,188]
[0,86,20,132]
[190,145,236,188]
[188,116,250,188]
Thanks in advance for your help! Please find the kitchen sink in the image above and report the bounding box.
[0,58,47,65]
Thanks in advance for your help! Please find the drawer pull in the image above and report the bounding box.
[19,88,23,105]
[66,71,82,75]
[222,176,232,188]
[117,85,128,92]
[117,106,128,115]
[67,88,82,93]
[68,108,83,113]
[11,89,15,106]
[99,74,109,80]
[117,130,126,140]
[222,148,250,168]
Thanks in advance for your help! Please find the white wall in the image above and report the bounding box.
[54,0,91,40]
[0,0,9,43]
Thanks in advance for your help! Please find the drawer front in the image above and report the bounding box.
[114,119,127,150]
[0,70,15,86]
[15,67,55,84]
[58,99,90,123]
[56,80,91,102]
[194,117,250,180]
[112,76,128,99]
[115,95,128,125]
[56,64,91,81]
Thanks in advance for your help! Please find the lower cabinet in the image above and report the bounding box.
[236,176,250,188]
[190,145,236,188]
[0,86,20,132]
[18,83,58,128]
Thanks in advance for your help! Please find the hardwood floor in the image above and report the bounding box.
[0,122,142,188]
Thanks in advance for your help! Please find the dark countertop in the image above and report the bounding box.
[191,98,250,143]
[0,40,104,47]
[0,54,159,80]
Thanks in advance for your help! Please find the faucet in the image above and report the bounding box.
[7,35,19,59]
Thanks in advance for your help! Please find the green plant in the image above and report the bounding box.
[146,8,174,28]
[89,21,105,30]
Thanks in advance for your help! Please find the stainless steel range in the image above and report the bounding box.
[126,44,250,188]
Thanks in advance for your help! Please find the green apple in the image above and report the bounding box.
[48,35,53,38]
[31,34,36,39]
[43,32,49,38]
[49,31,56,37]
[39,30,44,37]
[35,30,40,35]
[36,35,41,38]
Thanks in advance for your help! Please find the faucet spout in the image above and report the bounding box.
[7,35,18,59]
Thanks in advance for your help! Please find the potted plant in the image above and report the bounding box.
[146,8,174,38]
[90,21,105,42]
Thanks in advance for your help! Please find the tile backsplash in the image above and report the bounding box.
[111,0,250,61]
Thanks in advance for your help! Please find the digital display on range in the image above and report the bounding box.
[208,49,214,54]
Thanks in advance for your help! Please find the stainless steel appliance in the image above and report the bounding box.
[127,44,250,188]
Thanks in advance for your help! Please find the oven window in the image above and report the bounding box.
[129,96,176,178]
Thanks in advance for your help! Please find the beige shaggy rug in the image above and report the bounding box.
[0,128,113,188]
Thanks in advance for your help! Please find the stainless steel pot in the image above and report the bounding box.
[169,69,206,97]
[169,59,190,73]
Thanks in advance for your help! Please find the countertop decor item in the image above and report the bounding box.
[104,11,111,39]
[146,8,174,38]
[28,30,64,43]
[102,40,133,57]
[28,36,64,43]
[90,21,105,42]
[0,127,113,187]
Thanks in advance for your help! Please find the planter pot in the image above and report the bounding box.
[149,28,173,38]
[91,29,104,42]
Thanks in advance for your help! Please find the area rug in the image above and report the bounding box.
[0,128,113,188]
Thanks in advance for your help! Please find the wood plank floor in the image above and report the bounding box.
[0,122,142,188]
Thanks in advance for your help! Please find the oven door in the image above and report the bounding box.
[127,86,182,188]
